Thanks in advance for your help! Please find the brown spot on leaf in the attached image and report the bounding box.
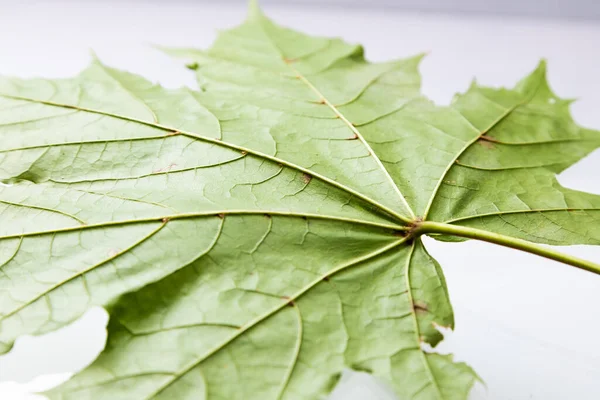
[318,98,326,104]
[281,296,295,307]
[241,151,248,155]
[161,217,170,223]
[480,135,499,143]
[264,213,272,219]
[413,301,429,314]
[478,136,497,149]
[216,213,225,219]
[347,133,359,140]
[167,130,180,136]
[302,173,312,185]
[322,276,330,282]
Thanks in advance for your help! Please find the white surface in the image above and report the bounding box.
[261,0,600,20]
[0,1,599,399]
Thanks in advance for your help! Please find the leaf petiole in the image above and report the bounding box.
[414,221,600,275]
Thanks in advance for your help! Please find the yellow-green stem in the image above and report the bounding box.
[415,221,600,275]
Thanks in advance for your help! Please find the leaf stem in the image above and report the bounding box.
[415,221,600,275]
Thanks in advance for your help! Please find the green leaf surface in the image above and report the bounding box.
[1,1,599,399]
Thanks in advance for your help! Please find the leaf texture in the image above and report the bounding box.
[1,1,599,399]
[423,64,600,244]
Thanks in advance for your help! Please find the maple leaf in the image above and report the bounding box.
[0,2,598,399]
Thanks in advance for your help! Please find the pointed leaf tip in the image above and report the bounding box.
[515,58,555,98]
[411,51,428,65]
[468,78,478,90]
[527,58,548,83]
[535,58,548,73]
[247,0,264,20]
[88,49,100,61]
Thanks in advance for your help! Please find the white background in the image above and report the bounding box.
[263,0,600,19]
[0,1,599,399]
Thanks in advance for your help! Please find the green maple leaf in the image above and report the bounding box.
[1,2,599,399]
